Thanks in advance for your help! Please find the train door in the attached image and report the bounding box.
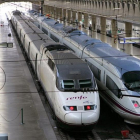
[15,22,17,30]
[35,53,38,76]
[48,28,51,37]
[103,71,106,85]
[99,68,106,90]
[23,34,26,48]
[19,29,22,40]
[28,43,30,59]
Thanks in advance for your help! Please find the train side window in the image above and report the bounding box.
[50,34,59,42]
[87,62,101,81]
[106,75,121,97]
[42,27,48,35]
[48,57,55,71]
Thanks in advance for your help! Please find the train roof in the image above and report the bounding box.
[48,51,93,80]
[59,27,102,46]
[48,51,85,65]
[31,40,49,52]
[63,26,76,33]
[86,45,140,76]
[12,10,21,15]
[19,21,44,34]
[12,15,25,22]
[29,38,54,52]
[36,15,46,21]
[59,27,138,76]
[31,13,140,76]
[43,18,56,26]
[40,42,65,53]
[52,23,63,30]
[57,63,92,80]
[24,33,49,41]
[70,35,102,47]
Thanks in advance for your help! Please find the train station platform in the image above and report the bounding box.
[0,6,57,140]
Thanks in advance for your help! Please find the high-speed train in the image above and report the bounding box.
[11,10,100,131]
[28,10,140,125]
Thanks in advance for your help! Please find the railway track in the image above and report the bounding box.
[56,129,97,140]
[126,124,140,140]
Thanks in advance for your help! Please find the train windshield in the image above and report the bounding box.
[61,80,75,89]
[57,78,94,92]
[61,79,93,90]
[122,71,140,92]
[56,64,96,92]
[79,79,92,88]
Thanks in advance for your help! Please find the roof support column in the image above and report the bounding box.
[47,5,49,14]
[78,12,82,22]
[59,8,62,20]
[63,9,66,21]
[48,5,51,14]
[49,6,52,15]
[91,15,97,38]
[43,5,47,15]
[56,8,59,20]
[100,17,106,42]
[67,10,71,23]
[91,15,96,31]
[50,6,54,18]
[72,11,76,24]
[84,13,88,28]
[51,6,54,18]
[111,19,118,49]
[125,22,133,55]
[54,6,56,19]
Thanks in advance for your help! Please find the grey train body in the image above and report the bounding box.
[11,10,100,131]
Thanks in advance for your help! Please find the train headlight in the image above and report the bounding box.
[63,106,77,111]
[132,100,140,108]
[84,105,97,110]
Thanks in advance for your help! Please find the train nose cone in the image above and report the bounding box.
[65,113,81,124]
[82,112,98,124]
[65,112,99,125]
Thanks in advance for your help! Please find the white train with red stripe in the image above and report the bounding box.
[28,10,140,125]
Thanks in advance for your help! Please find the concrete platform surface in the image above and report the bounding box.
[0,4,57,140]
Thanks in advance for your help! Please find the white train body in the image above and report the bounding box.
[28,11,140,125]
[11,10,100,130]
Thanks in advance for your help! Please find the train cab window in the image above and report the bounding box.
[106,75,121,97]
[61,80,74,89]
[50,34,59,42]
[48,58,55,71]
[42,27,48,35]
[122,71,140,92]
[79,79,92,88]
[38,24,40,29]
